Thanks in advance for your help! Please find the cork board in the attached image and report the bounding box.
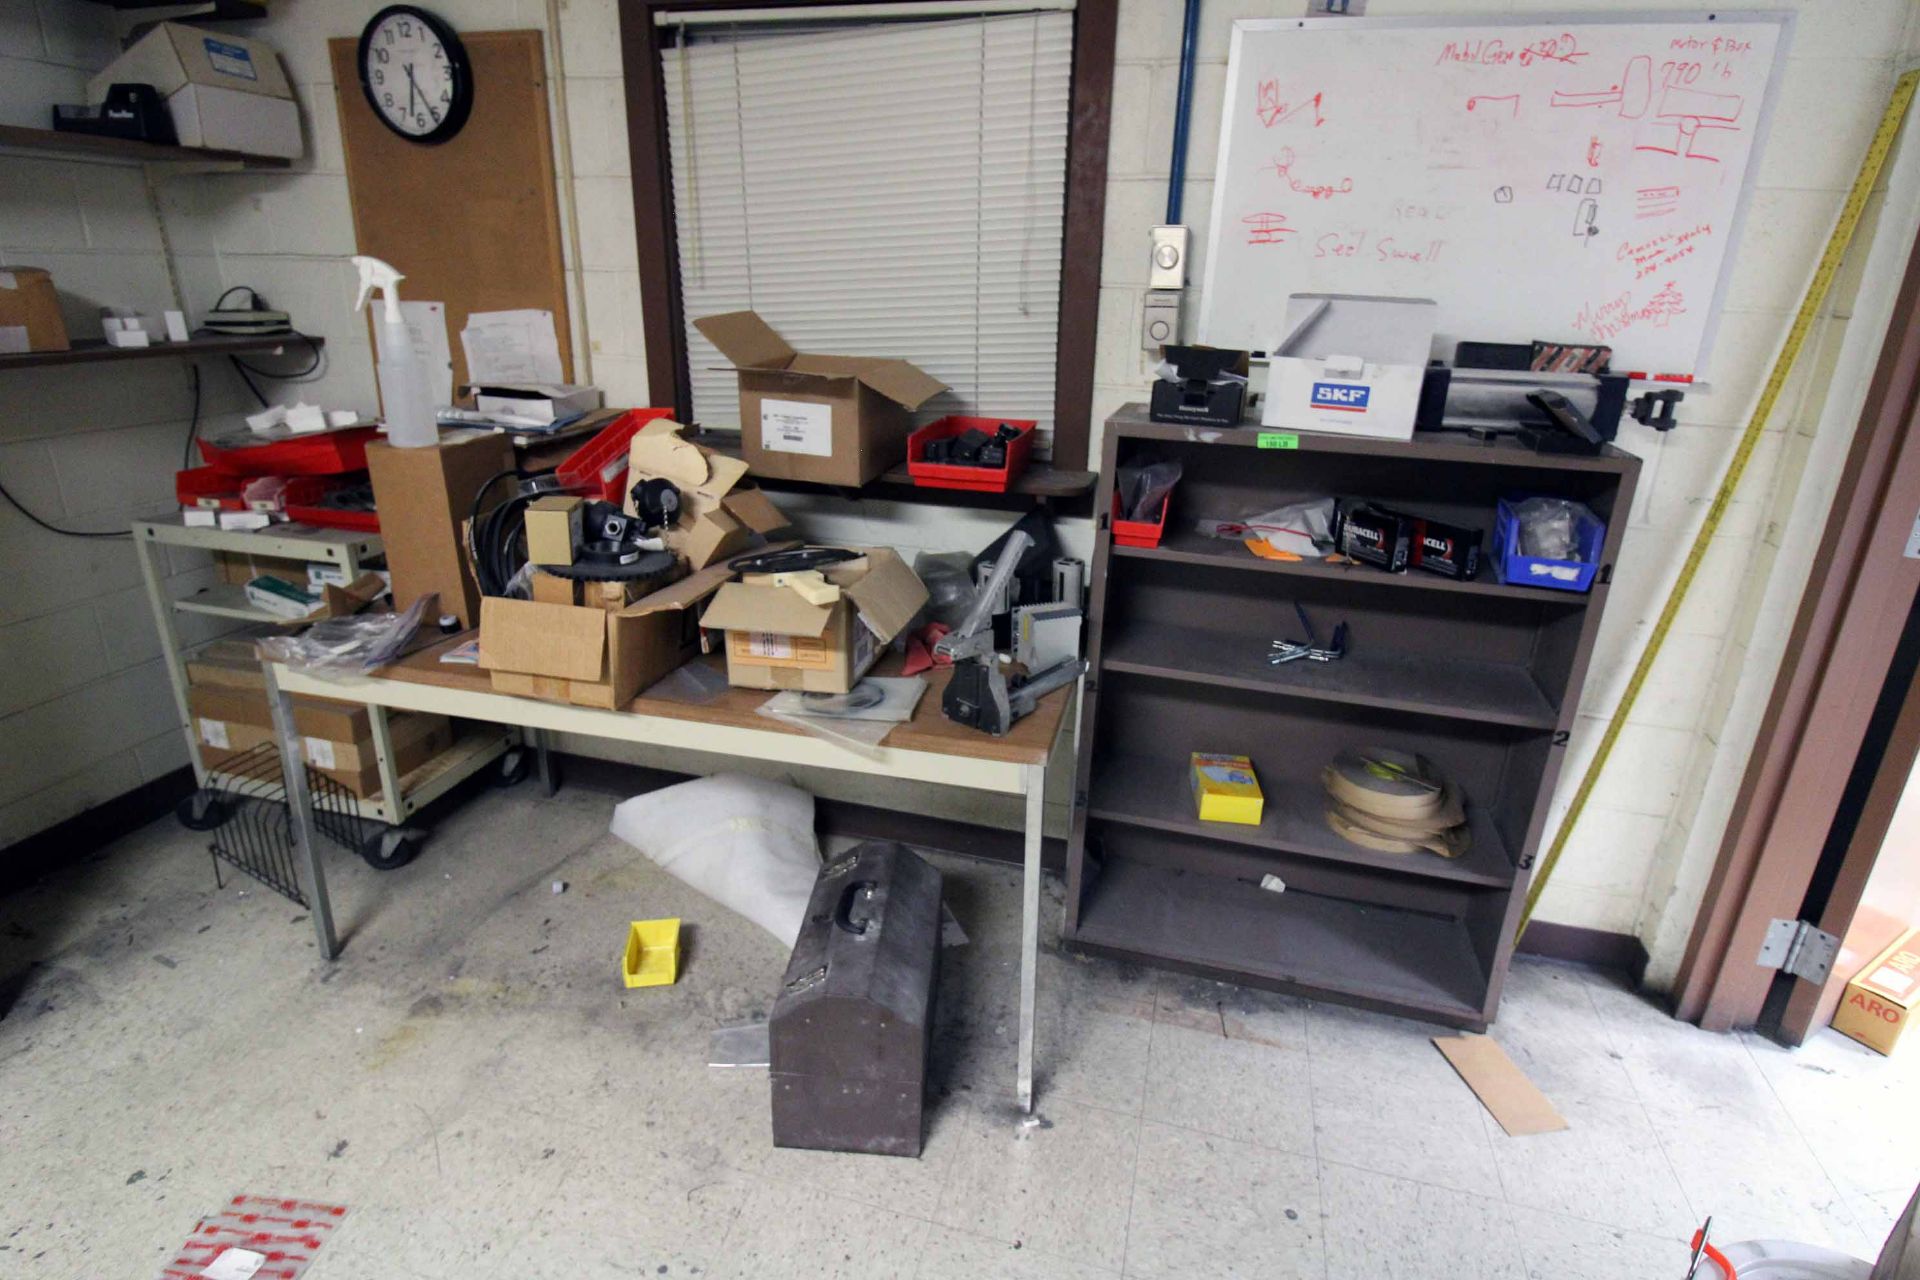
[329,30,571,389]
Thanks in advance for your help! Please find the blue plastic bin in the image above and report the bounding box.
[1493,497,1604,593]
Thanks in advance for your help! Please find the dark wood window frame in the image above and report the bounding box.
[617,0,1116,473]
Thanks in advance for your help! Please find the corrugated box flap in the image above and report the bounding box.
[789,354,949,409]
[701,581,832,638]
[694,311,795,371]
[167,23,293,98]
[478,597,606,681]
[843,547,928,643]
[623,561,735,617]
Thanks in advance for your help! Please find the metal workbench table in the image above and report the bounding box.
[264,638,1071,1113]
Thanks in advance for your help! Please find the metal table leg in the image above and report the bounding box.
[266,664,338,960]
[534,727,558,796]
[1017,761,1045,1113]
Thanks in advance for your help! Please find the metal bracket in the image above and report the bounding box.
[1757,918,1840,983]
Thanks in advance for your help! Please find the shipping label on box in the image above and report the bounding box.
[1833,927,1920,1056]
[761,399,834,457]
[199,718,230,749]
[731,630,832,669]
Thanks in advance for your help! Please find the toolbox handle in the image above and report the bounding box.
[834,881,878,937]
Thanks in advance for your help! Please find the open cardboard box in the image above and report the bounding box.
[624,418,794,568]
[479,559,739,709]
[693,311,948,486]
[699,547,927,694]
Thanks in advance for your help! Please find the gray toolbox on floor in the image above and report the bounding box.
[769,841,942,1157]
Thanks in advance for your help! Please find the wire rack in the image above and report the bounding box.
[202,742,366,906]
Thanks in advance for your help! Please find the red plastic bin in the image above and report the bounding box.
[907,416,1036,492]
[556,408,677,502]
[196,425,380,477]
[175,466,245,510]
[283,476,381,533]
[1112,493,1170,548]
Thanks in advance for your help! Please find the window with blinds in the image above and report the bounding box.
[662,11,1073,454]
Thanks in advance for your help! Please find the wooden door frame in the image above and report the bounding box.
[1672,219,1920,1030]
[615,0,1116,472]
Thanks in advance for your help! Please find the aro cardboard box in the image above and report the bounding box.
[700,547,927,694]
[0,267,69,354]
[480,560,736,709]
[366,430,515,629]
[625,419,794,568]
[1832,927,1920,1056]
[693,311,948,486]
[88,23,302,159]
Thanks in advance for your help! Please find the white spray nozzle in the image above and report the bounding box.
[351,255,405,323]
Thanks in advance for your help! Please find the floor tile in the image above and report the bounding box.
[914,1224,1118,1280]
[1305,1002,1474,1100]
[1487,960,1638,1103]
[1309,1051,1502,1198]
[1586,979,1783,1124]
[933,1096,1140,1273]
[1319,1160,1525,1280]
[1154,974,1310,1053]
[715,1177,931,1280]
[1122,1121,1321,1280]
[1507,1206,1692,1280]
[1484,1091,1697,1238]
[1649,1099,1865,1252]
[1144,1020,1314,1157]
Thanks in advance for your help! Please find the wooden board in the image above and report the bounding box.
[329,31,571,390]
[382,635,1069,767]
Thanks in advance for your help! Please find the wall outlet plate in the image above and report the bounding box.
[1148,226,1189,290]
[1142,289,1181,351]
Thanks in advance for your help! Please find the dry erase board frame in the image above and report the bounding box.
[1199,10,1794,385]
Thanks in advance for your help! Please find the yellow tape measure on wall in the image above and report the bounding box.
[1518,69,1920,939]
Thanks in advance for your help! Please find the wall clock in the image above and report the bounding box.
[357,5,472,144]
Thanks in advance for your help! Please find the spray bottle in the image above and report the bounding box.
[352,255,438,448]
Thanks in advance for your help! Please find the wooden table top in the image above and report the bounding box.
[376,634,1072,767]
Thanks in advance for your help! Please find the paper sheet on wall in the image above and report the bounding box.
[460,309,564,385]
[399,301,454,408]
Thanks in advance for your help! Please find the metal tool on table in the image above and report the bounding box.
[936,530,1084,736]
[1268,602,1348,666]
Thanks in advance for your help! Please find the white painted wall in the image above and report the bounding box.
[5,0,1919,980]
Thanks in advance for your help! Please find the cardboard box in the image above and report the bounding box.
[186,639,264,691]
[1264,294,1436,441]
[1191,753,1264,825]
[0,267,69,354]
[187,682,373,743]
[88,23,302,160]
[366,430,515,628]
[693,311,947,486]
[480,561,734,709]
[700,547,927,693]
[473,383,603,425]
[200,714,452,798]
[525,495,583,567]
[625,420,794,569]
[1832,927,1920,1056]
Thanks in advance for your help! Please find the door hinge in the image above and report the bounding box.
[1757,918,1840,983]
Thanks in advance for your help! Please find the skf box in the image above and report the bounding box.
[1191,753,1264,825]
[88,23,301,159]
[699,547,928,694]
[1832,927,1920,1056]
[1264,294,1436,441]
[693,311,948,486]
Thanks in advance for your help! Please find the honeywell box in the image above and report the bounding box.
[693,311,948,486]
[1832,927,1920,1056]
[699,547,927,694]
[479,561,734,709]
[88,23,302,160]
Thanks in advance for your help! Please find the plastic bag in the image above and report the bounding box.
[1116,459,1183,522]
[1196,497,1337,558]
[609,773,821,947]
[257,595,429,674]
[1514,497,1594,560]
[913,551,977,628]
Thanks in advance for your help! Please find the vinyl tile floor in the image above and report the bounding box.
[2,774,1915,1279]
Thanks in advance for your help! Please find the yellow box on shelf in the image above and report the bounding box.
[622,919,681,988]
[1191,752,1264,825]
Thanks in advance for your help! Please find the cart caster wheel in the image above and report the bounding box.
[492,747,530,788]
[360,827,425,870]
[176,790,228,832]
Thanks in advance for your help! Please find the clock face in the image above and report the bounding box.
[358,6,471,143]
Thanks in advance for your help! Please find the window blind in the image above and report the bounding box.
[662,12,1072,453]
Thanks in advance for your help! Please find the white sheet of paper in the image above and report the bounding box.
[460,309,563,386]
[201,1247,266,1280]
[400,301,454,408]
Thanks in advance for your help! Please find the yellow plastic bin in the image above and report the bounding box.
[622,919,681,988]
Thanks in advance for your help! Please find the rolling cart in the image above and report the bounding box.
[134,514,520,878]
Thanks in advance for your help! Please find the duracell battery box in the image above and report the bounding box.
[1410,516,1483,581]
[1336,502,1414,573]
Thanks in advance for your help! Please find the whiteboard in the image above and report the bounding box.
[1199,12,1793,382]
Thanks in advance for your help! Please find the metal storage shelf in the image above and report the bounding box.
[0,123,291,170]
[0,332,323,372]
[173,583,298,624]
[1064,406,1642,1029]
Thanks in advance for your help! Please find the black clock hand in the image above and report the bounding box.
[404,63,422,115]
